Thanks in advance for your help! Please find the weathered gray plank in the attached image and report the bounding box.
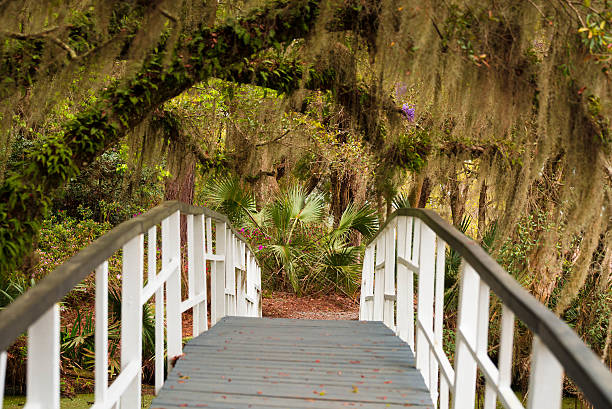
[150,317,434,409]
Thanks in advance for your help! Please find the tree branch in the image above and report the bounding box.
[1,26,77,59]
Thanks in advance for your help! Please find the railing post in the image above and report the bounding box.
[211,221,226,324]
[187,214,195,307]
[527,336,564,409]
[383,222,397,329]
[26,303,60,409]
[416,223,436,393]
[237,242,246,316]
[148,225,165,395]
[121,234,143,408]
[452,263,481,409]
[373,236,385,321]
[396,216,414,345]
[432,237,446,406]
[359,245,375,320]
[193,214,207,336]
[225,229,236,316]
[163,211,182,368]
[95,261,109,404]
[0,350,6,407]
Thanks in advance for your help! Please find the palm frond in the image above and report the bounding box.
[392,192,412,210]
[203,175,256,226]
[333,202,379,242]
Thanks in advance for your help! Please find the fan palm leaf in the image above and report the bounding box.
[332,202,379,243]
[392,192,412,210]
[203,175,256,226]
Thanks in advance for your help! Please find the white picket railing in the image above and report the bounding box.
[359,209,612,409]
[0,202,261,409]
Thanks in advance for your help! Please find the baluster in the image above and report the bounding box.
[95,261,109,404]
[16,304,60,409]
[496,305,515,407]
[1,350,6,408]
[239,242,246,316]
[431,237,446,407]
[257,264,263,317]
[383,222,396,329]
[121,234,143,407]
[26,303,60,409]
[439,376,450,409]
[359,245,374,320]
[147,225,164,395]
[193,214,207,336]
[211,221,226,324]
[452,263,481,409]
[412,218,421,266]
[373,236,385,321]
[396,216,412,342]
[187,214,195,302]
[527,336,563,409]
[416,223,435,392]
[475,281,491,409]
[163,212,182,368]
[225,229,235,316]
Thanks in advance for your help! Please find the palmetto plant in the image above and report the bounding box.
[203,176,257,227]
[203,177,379,295]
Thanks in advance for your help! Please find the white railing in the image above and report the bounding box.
[359,209,612,409]
[0,201,261,409]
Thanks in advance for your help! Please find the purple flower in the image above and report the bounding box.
[258,245,264,250]
[401,103,415,122]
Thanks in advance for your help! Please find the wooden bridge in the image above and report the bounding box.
[0,202,611,409]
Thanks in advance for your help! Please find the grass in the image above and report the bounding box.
[3,394,154,408]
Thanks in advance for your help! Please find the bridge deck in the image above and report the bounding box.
[151,317,433,408]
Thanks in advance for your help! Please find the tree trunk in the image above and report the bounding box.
[477,180,487,240]
[417,176,431,208]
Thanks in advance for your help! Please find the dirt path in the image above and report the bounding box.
[262,291,359,320]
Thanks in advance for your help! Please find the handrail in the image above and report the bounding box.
[360,208,612,409]
[0,201,254,352]
[0,200,262,409]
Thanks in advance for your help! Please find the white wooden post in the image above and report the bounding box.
[147,225,164,395]
[359,246,374,320]
[416,223,435,392]
[527,336,564,409]
[26,303,60,409]
[475,280,491,409]
[193,214,208,336]
[211,221,226,324]
[163,212,182,367]
[452,263,481,409]
[95,261,109,404]
[431,237,446,406]
[373,237,385,321]
[396,216,414,346]
[383,223,397,329]
[121,234,143,408]
[187,214,195,306]
[225,229,236,316]
[0,350,6,408]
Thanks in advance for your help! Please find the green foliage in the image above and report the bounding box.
[578,12,612,68]
[205,178,378,295]
[36,211,111,279]
[203,176,256,226]
[0,276,33,309]
[0,0,324,278]
[392,192,412,210]
[498,212,550,286]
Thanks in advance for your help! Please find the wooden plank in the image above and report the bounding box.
[151,317,434,408]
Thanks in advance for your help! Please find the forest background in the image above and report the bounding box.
[0,0,610,406]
